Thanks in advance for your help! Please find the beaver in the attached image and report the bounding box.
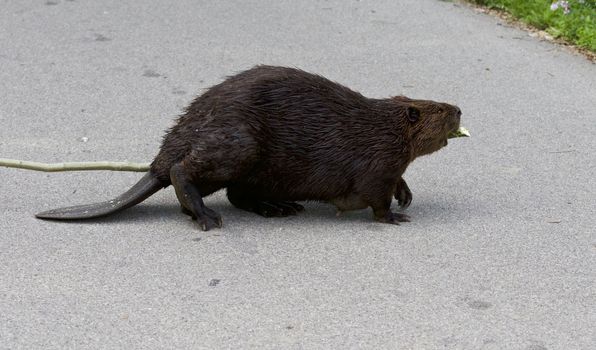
[36,65,462,231]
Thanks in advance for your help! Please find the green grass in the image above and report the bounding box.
[469,0,596,52]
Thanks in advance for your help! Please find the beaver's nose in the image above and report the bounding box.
[454,106,462,118]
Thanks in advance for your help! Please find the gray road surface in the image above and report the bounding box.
[1,0,595,349]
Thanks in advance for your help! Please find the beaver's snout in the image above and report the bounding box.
[446,105,461,132]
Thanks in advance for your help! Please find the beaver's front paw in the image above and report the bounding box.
[394,178,412,209]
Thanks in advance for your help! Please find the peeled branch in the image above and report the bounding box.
[0,158,150,172]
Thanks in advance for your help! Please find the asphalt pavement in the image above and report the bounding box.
[1,0,595,349]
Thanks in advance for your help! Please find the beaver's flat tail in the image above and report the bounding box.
[35,172,163,220]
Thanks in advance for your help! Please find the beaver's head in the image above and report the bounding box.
[393,96,461,159]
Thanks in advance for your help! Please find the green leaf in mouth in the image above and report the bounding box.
[448,127,470,139]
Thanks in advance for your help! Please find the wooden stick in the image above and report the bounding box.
[0,158,150,172]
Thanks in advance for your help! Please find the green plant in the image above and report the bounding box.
[468,0,596,51]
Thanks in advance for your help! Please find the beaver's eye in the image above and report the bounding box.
[406,107,420,123]
[438,107,444,113]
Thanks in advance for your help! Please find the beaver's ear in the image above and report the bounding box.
[406,106,420,123]
[393,95,411,102]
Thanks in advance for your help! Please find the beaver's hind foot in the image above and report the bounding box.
[170,163,223,231]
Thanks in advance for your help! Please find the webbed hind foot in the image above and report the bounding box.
[181,205,223,228]
[170,163,223,231]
